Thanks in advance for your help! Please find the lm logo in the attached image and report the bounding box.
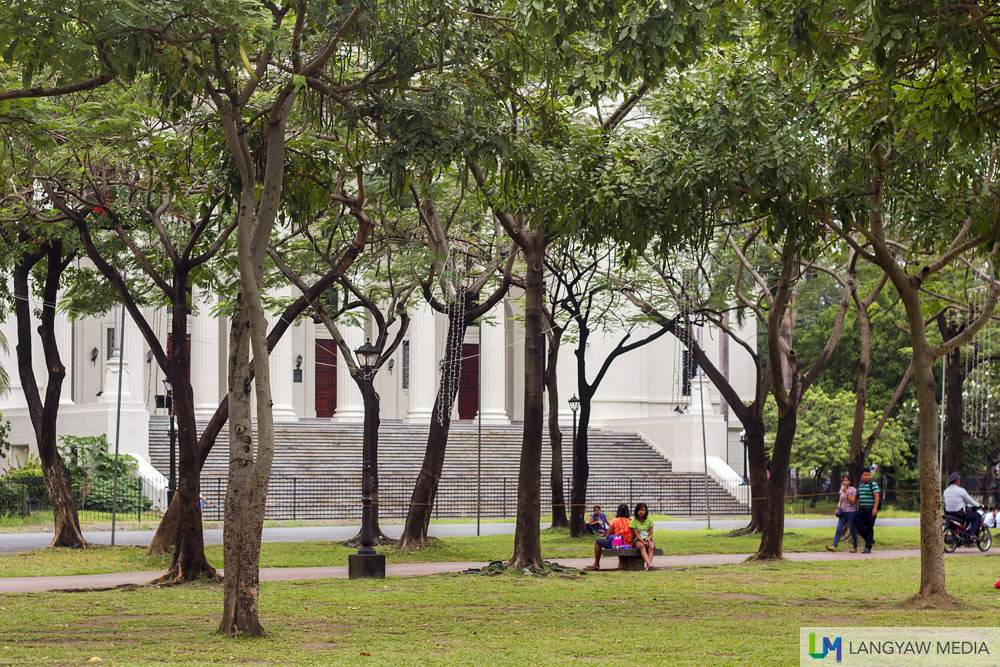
[809,633,842,662]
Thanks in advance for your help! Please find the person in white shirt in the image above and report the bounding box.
[943,472,983,535]
[983,507,999,530]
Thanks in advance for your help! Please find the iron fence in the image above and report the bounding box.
[0,476,160,523]
[198,475,752,521]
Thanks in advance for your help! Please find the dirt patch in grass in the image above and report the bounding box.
[695,593,767,601]
[297,642,338,651]
[811,615,866,625]
[899,593,965,610]
[284,618,351,634]
[68,613,161,626]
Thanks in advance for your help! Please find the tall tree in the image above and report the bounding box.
[545,242,669,536]
[271,190,416,546]
[36,98,234,581]
[761,0,1000,602]
[397,177,515,550]
[0,224,86,547]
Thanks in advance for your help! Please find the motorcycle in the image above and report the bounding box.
[942,508,992,553]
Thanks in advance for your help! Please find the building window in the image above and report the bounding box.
[402,340,409,389]
[106,327,117,360]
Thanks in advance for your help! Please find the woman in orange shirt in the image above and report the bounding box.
[584,503,632,570]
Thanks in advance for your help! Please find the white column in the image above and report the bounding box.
[54,309,74,404]
[191,288,221,419]
[99,307,136,406]
[123,308,146,406]
[334,322,365,422]
[404,302,436,423]
[478,304,509,424]
[270,288,297,421]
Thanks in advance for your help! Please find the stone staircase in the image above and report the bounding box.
[148,417,749,519]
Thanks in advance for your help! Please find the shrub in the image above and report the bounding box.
[58,435,152,514]
[0,455,46,517]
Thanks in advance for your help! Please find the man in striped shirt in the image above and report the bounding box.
[855,469,880,553]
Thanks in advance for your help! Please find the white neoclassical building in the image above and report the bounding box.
[0,278,757,493]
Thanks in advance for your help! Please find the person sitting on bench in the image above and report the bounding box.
[585,505,609,536]
[630,502,656,571]
[584,503,631,570]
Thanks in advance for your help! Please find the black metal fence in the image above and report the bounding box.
[198,475,751,521]
[0,476,161,523]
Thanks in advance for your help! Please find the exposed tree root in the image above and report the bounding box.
[744,552,785,563]
[464,560,582,577]
[727,525,762,537]
[340,530,397,548]
[151,566,222,586]
[900,592,963,610]
[394,536,443,552]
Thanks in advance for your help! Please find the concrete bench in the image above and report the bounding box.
[601,547,664,570]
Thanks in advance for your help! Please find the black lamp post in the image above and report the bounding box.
[740,429,748,485]
[164,379,177,504]
[569,394,580,451]
[569,394,580,518]
[349,338,385,579]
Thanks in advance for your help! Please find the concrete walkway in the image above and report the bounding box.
[0,517,921,554]
[2,547,993,594]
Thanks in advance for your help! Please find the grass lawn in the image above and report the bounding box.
[0,526,926,578]
[2,557,997,665]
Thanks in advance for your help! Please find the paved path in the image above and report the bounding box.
[2,546,992,594]
[0,517,921,554]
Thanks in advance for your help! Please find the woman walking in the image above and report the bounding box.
[826,475,858,553]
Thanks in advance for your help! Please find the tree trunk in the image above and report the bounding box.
[544,326,568,529]
[751,410,796,560]
[149,217,373,553]
[913,344,949,598]
[569,393,592,537]
[219,286,263,635]
[152,292,217,581]
[155,369,217,583]
[779,295,795,388]
[12,247,87,548]
[943,346,964,476]
[731,418,767,535]
[398,312,466,549]
[865,161,950,601]
[509,238,546,569]
[847,291,872,484]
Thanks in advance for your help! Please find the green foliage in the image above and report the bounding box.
[0,411,9,460]
[794,279,914,412]
[764,386,910,477]
[57,435,150,514]
[0,452,44,517]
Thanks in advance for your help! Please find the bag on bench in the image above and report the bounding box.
[610,534,625,547]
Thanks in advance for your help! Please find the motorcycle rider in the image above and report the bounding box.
[943,472,984,537]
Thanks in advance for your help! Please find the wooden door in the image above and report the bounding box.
[315,340,337,418]
[166,333,191,378]
[458,343,479,420]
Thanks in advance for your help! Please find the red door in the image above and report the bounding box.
[315,340,337,418]
[458,343,479,420]
[166,333,191,378]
